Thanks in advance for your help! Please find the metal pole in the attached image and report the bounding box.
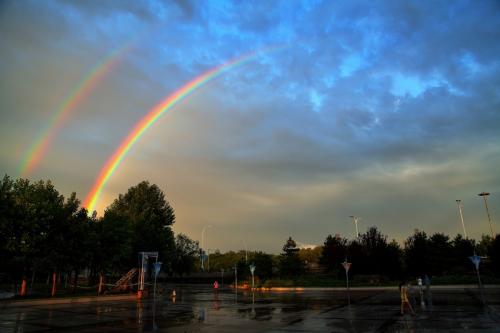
[478,193,494,238]
[475,266,485,305]
[207,249,210,272]
[153,257,158,302]
[243,240,248,262]
[456,200,468,238]
[201,225,212,270]
[346,269,350,306]
[234,265,237,289]
[349,216,360,239]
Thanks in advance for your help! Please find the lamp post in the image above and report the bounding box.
[243,240,248,262]
[455,200,468,238]
[349,216,360,239]
[478,192,494,238]
[201,225,212,271]
[249,264,256,291]
[205,249,211,272]
[342,259,351,306]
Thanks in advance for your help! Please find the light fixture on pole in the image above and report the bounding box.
[455,200,468,238]
[349,216,360,239]
[342,258,351,306]
[249,264,256,291]
[478,192,495,238]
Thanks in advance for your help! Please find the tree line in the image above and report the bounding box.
[0,175,199,294]
[207,230,499,283]
[1,175,499,294]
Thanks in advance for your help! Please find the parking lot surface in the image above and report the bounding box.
[1,285,499,332]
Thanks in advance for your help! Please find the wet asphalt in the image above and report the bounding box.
[1,285,499,332]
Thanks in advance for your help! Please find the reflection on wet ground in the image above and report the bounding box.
[1,285,499,332]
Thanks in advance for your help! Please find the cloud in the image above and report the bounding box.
[1,0,499,252]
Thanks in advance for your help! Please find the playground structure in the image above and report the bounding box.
[112,268,138,292]
[137,251,159,299]
[97,252,160,297]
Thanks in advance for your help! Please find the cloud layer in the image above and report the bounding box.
[1,0,499,252]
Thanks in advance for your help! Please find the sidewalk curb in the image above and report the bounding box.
[236,285,500,292]
[0,294,137,309]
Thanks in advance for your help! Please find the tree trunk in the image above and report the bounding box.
[30,271,36,294]
[51,271,57,297]
[72,270,78,294]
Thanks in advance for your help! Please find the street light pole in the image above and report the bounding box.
[349,216,360,239]
[242,240,248,262]
[249,264,256,291]
[478,192,494,238]
[456,200,468,238]
[201,225,212,271]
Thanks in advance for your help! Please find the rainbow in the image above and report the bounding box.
[18,43,134,177]
[83,47,281,213]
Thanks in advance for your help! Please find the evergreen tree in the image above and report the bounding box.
[279,237,305,277]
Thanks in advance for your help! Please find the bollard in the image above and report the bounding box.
[20,277,27,296]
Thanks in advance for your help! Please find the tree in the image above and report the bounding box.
[105,181,175,270]
[489,235,500,275]
[319,234,347,273]
[298,246,322,264]
[279,237,304,277]
[99,209,133,274]
[12,178,66,293]
[346,239,364,276]
[252,252,274,281]
[359,227,389,275]
[451,234,475,274]
[172,234,199,276]
[385,240,403,280]
[427,233,452,275]
[404,230,429,277]
[477,234,493,257]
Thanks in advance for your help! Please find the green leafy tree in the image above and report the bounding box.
[100,209,133,274]
[346,239,364,276]
[385,240,403,280]
[60,193,91,292]
[359,226,389,275]
[477,235,493,257]
[298,246,322,265]
[106,181,175,270]
[451,234,475,274]
[404,230,429,277]
[172,233,199,276]
[319,234,347,273]
[251,251,274,281]
[279,237,305,277]
[489,235,500,275]
[427,233,452,275]
[0,175,16,281]
[13,179,66,289]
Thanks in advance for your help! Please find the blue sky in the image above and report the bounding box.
[1,0,499,252]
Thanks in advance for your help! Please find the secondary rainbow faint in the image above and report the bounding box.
[83,45,284,214]
[18,43,134,177]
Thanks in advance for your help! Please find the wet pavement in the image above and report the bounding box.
[1,285,499,332]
